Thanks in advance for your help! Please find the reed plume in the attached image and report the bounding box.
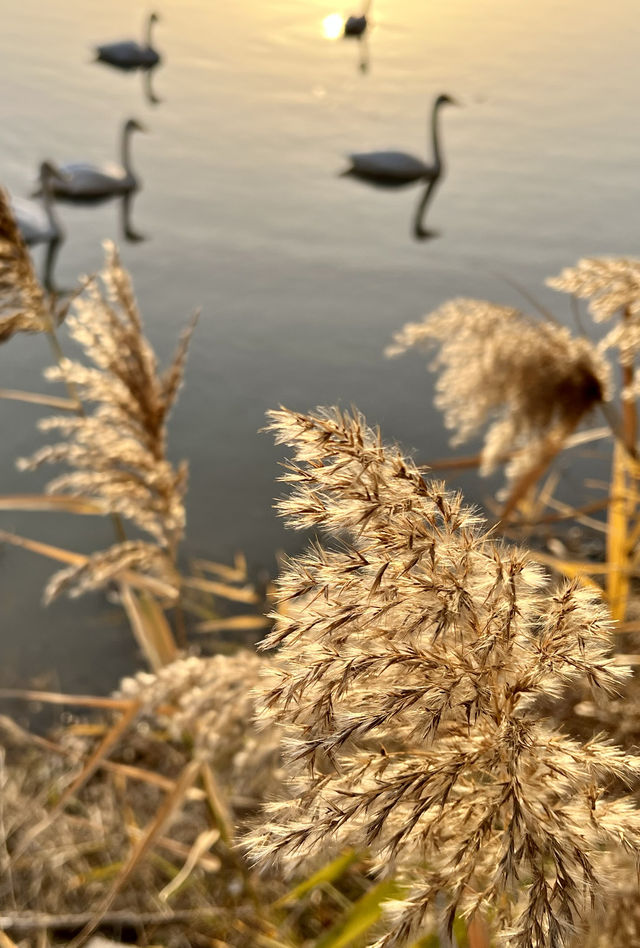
[548,257,640,397]
[252,406,640,948]
[0,188,50,342]
[386,299,610,504]
[18,242,196,601]
[118,651,282,812]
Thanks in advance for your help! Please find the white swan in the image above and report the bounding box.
[344,93,457,186]
[49,119,146,201]
[95,12,161,70]
[13,162,66,246]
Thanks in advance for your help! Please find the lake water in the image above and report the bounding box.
[0,0,638,695]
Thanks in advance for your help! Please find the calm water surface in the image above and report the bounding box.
[0,0,638,692]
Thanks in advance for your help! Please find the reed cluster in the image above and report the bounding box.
[3,180,640,948]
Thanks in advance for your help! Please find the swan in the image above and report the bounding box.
[344,14,366,36]
[48,119,146,202]
[344,0,371,37]
[12,162,66,246]
[344,93,458,186]
[95,12,161,70]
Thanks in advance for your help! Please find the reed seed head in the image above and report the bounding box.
[117,651,283,810]
[252,405,640,948]
[548,258,640,395]
[387,298,610,493]
[19,242,196,600]
[0,188,50,342]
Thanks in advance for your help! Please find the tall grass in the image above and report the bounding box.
[2,190,640,946]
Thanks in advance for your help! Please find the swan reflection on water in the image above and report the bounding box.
[94,12,163,105]
[342,93,458,239]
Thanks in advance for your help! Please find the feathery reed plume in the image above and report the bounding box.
[118,652,282,812]
[253,406,640,948]
[17,242,196,601]
[548,257,640,397]
[386,299,610,506]
[549,258,640,620]
[0,188,49,342]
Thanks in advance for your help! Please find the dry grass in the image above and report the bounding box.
[0,653,378,948]
[4,190,640,947]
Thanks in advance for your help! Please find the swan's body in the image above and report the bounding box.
[13,162,65,246]
[344,0,371,37]
[95,13,161,70]
[50,119,145,202]
[346,151,430,185]
[345,93,457,187]
[344,14,367,36]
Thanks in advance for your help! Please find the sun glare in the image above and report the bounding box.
[322,13,345,40]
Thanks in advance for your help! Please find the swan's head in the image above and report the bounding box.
[435,93,459,108]
[149,12,160,24]
[124,118,147,135]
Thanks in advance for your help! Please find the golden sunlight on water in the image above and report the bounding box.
[322,13,346,39]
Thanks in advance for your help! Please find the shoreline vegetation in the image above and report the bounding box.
[2,190,640,947]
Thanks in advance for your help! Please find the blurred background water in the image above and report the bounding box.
[0,0,638,693]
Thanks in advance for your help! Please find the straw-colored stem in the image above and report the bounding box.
[605,307,638,622]
[622,306,637,454]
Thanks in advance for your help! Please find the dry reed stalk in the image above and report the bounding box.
[252,405,640,948]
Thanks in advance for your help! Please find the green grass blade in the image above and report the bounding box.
[313,878,402,948]
[274,849,360,908]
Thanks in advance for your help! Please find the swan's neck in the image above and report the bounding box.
[40,170,63,238]
[430,103,443,173]
[145,15,155,47]
[121,127,135,177]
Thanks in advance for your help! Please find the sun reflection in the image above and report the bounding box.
[322,13,345,40]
